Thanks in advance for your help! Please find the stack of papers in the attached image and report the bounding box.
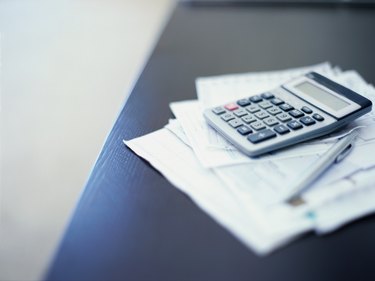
[124,62,375,255]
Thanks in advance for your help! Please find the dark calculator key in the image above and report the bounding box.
[301,106,313,114]
[224,103,239,111]
[221,113,235,122]
[248,129,277,144]
[237,98,251,107]
[233,108,248,117]
[289,109,304,118]
[279,103,294,112]
[228,119,243,128]
[261,92,275,99]
[212,106,226,115]
[237,125,252,135]
[274,124,290,135]
[287,120,303,130]
[270,98,284,105]
[312,113,325,121]
[300,116,316,126]
[249,95,263,103]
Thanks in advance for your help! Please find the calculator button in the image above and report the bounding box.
[237,125,252,135]
[300,116,316,126]
[301,106,313,114]
[261,92,275,99]
[212,106,226,115]
[263,117,279,126]
[289,109,304,118]
[228,119,243,128]
[279,103,294,112]
[287,120,303,130]
[276,112,292,122]
[241,114,256,124]
[233,108,248,117]
[312,113,325,121]
[237,98,251,107]
[224,103,239,111]
[250,95,263,103]
[267,106,282,116]
[274,124,290,135]
[250,121,266,131]
[270,98,284,105]
[248,129,277,144]
[221,113,235,122]
[255,111,269,119]
[258,101,273,109]
[245,105,260,113]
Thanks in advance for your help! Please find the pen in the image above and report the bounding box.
[283,130,359,202]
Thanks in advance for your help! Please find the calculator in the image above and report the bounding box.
[203,72,372,157]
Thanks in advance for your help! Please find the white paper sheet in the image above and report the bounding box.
[124,129,313,255]
[124,63,375,255]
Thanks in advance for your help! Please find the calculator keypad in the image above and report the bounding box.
[211,93,325,145]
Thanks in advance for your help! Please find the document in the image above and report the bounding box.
[124,129,313,255]
[124,63,375,255]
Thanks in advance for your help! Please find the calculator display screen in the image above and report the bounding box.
[295,81,350,111]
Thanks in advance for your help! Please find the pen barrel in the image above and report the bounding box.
[284,131,358,201]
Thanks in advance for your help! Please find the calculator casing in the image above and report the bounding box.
[203,72,372,157]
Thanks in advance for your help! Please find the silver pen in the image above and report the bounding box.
[284,130,359,202]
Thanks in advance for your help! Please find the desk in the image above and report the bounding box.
[47,3,375,280]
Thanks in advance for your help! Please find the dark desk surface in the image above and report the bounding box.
[47,3,375,280]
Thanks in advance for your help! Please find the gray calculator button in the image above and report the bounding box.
[237,125,252,135]
[212,106,226,115]
[245,105,260,113]
[287,120,303,130]
[241,114,256,124]
[289,109,304,118]
[228,119,243,128]
[233,108,248,117]
[255,111,269,119]
[276,112,292,122]
[263,117,279,126]
[300,116,316,126]
[251,121,266,131]
[267,106,282,115]
[274,124,290,135]
[258,100,273,109]
[248,129,277,144]
[312,113,324,121]
[221,113,235,122]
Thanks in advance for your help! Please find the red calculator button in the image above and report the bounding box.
[224,103,239,111]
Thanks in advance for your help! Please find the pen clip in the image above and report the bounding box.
[335,143,353,163]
